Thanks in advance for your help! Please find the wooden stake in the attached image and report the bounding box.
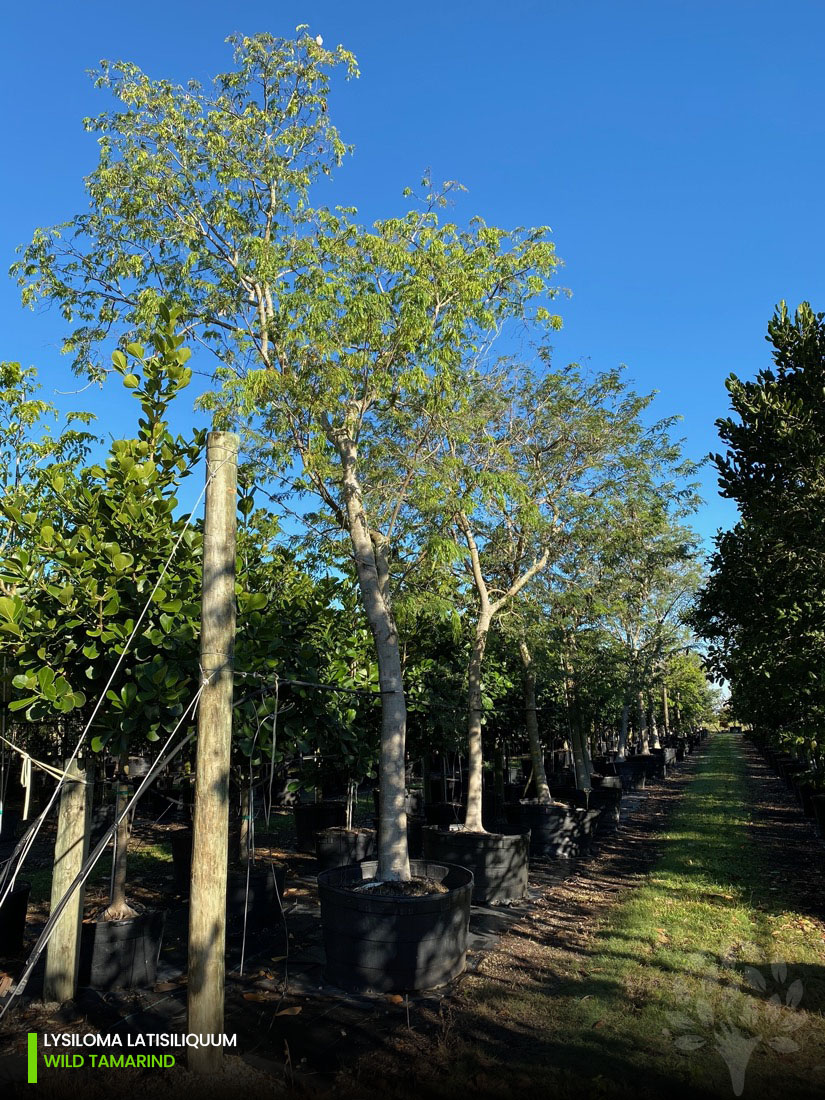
[187,431,238,1071]
[44,756,92,1003]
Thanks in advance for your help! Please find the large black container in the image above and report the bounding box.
[617,757,650,790]
[226,862,287,928]
[170,830,286,925]
[595,775,622,790]
[550,786,589,808]
[318,859,473,992]
[422,826,530,904]
[519,800,601,858]
[0,880,30,955]
[78,909,166,991]
[588,788,622,833]
[650,748,675,778]
[294,800,346,853]
[315,827,377,870]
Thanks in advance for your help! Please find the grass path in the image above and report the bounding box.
[344,734,825,1099]
[552,732,825,1097]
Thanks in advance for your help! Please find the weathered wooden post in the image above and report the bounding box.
[44,756,92,1002]
[187,431,238,1071]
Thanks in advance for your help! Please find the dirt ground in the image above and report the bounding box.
[4,738,821,1099]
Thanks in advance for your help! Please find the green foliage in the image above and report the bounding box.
[1,309,205,754]
[12,31,358,380]
[694,301,825,744]
[0,362,96,562]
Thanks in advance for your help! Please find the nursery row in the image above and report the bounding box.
[0,731,709,999]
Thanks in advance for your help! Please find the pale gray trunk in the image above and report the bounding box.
[617,700,630,759]
[465,613,491,832]
[637,690,650,754]
[519,640,551,804]
[571,721,592,789]
[662,683,671,738]
[336,436,409,880]
[650,705,661,750]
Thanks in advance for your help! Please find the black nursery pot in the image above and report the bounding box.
[519,799,601,859]
[170,830,286,926]
[0,880,31,956]
[78,909,166,991]
[318,859,473,993]
[588,787,622,833]
[422,825,530,905]
[294,800,347,853]
[617,758,648,791]
[315,826,377,870]
[226,861,287,928]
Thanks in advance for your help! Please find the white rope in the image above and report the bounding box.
[0,683,205,1018]
[0,732,90,784]
[0,453,226,907]
[20,754,32,822]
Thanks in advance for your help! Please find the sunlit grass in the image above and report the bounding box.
[449,733,825,1097]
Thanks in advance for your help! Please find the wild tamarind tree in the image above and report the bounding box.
[421,363,653,831]
[13,31,562,880]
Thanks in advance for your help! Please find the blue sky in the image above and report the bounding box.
[3,1,824,549]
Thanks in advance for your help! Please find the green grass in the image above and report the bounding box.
[446,734,825,1098]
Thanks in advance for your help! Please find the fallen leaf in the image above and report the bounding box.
[385,994,404,1004]
[271,955,287,963]
[243,992,275,1003]
[276,1006,302,1016]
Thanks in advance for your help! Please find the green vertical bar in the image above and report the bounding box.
[27,1032,37,1084]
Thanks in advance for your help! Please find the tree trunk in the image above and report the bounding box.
[617,700,630,759]
[346,779,355,831]
[104,753,135,921]
[519,640,551,804]
[562,647,591,789]
[44,756,92,1002]
[188,430,238,1073]
[336,435,409,880]
[662,683,671,739]
[650,703,661,750]
[637,690,650,754]
[464,614,491,832]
